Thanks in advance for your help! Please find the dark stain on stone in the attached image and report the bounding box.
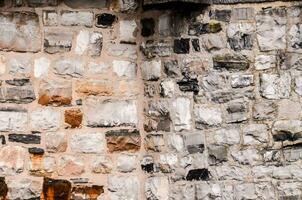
[8,133,41,144]
[0,136,5,145]
[228,34,253,51]
[28,147,45,155]
[0,177,7,199]
[141,163,154,173]
[191,38,200,52]
[273,131,302,142]
[187,144,204,154]
[177,77,199,94]
[213,54,249,71]
[141,18,155,37]
[174,38,190,54]
[5,78,30,86]
[188,22,222,36]
[96,13,117,28]
[42,177,71,200]
[186,168,211,181]
[71,185,104,200]
[209,9,231,22]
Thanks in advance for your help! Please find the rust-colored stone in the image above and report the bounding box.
[38,94,72,106]
[105,129,141,153]
[64,109,83,128]
[76,81,113,96]
[71,185,104,200]
[0,177,7,200]
[41,177,71,200]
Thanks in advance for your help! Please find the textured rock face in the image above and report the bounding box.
[0,12,41,52]
[0,1,300,199]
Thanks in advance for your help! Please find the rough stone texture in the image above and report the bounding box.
[0,12,41,52]
[84,98,138,127]
[0,1,300,199]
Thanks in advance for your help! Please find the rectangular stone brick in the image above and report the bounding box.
[105,129,140,153]
[84,98,138,127]
[0,108,28,132]
[0,12,41,52]
[61,11,93,27]
[44,29,73,53]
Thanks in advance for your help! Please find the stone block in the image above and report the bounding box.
[61,11,93,27]
[75,30,102,56]
[119,20,137,43]
[173,97,191,131]
[108,176,139,200]
[105,129,140,152]
[0,108,28,132]
[113,60,137,79]
[84,98,138,127]
[260,73,291,99]
[42,10,58,26]
[64,109,83,128]
[45,132,67,153]
[30,107,61,131]
[96,13,117,28]
[0,146,26,175]
[255,55,276,70]
[227,23,254,51]
[53,57,85,77]
[70,132,106,154]
[92,155,113,174]
[44,30,73,53]
[6,178,42,200]
[117,153,137,172]
[145,177,169,200]
[58,155,85,176]
[194,104,222,128]
[0,12,41,52]
[141,60,161,81]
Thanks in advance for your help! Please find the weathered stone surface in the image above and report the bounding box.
[243,124,269,145]
[44,30,73,53]
[145,177,169,200]
[117,153,137,172]
[144,100,171,132]
[96,13,117,28]
[64,0,107,8]
[158,153,178,173]
[0,80,35,104]
[30,107,61,131]
[272,120,302,141]
[213,53,249,71]
[34,57,50,78]
[191,39,200,52]
[227,23,254,51]
[208,145,228,164]
[85,98,138,127]
[173,97,191,131]
[115,0,138,13]
[141,60,161,81]
[0,12,41,52]
[177,77,199,94]
[64,108,83,128]
[6,178,42,200]
[230,74,254,88]
[70,132,106,154]
[113,60,137,79]
[140,40,172,58]
[231,148,262,165]
[255,55,276,70]
[87,61,110,75]
[75,30,103,56]
[260,73,291,99]
[145,134,164,152]
[141,156,155,173]
[253,101,276,120]
[234,183,257,200]
[288,24,302,51]
[27,0,57,7]
[43,10,58,26]
[7,56,31,77]
[194,104,222,128]
[184,133,204,154]
[210,9,231,22]
[120,20,137,43]
[0,146,26,175]
[0,109,27,132]
[225,99,249,123]
[45,132,67,153]
[106,129,140,152]
[61,11,93,27]
[108,176,139,200]
[58,155,85,176]
[107,43,137,60]
[92,155,113,174]
[38,78,72,106]
[189,22,222,36]
[160,79,175,97]
[208,128,240,145]
[256,8,286,51]
[174,38,190,54]
[233,7,254,20]
[71,185,104,200]
[53,57,85,77]
[8,133,40,144]
[278,99,302,120]
[202,34,226,51]
[42,178,71,200]
[167,133,184,152]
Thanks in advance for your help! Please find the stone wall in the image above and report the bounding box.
[0,0,301,199]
